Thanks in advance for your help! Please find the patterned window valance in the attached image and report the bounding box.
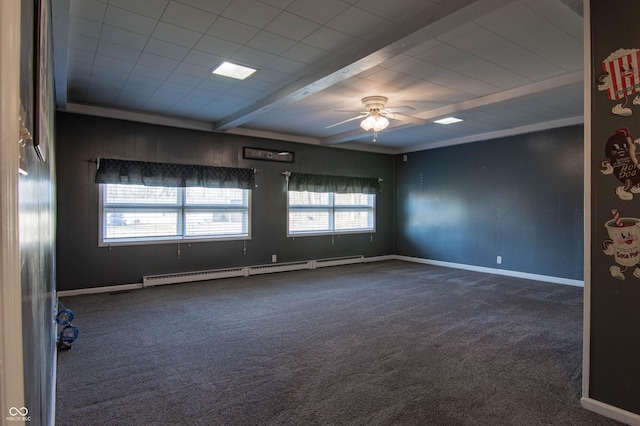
[287,172,380,194]
[95,158,256,189]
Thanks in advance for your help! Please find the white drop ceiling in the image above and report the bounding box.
[51,0,584,153]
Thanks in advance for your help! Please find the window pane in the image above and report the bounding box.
[105,184,179,205]
[335,210,373,231]
[288,191,330,206]
[185,211,247,236]
[289,211,330,232]
[104,210,179,239]
[186,187,246,206]
[335,193,372,206]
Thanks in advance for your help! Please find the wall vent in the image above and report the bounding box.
[143,267,246,287]
[247,261,311,275]
[313,255,364,268]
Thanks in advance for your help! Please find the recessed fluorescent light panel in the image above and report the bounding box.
[212,61,257,80]
[434,117,463,125]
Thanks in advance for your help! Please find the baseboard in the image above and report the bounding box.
[581,397,640,425]
[394,255,584,287]
[363,255,394,263]
[57,283,143,298]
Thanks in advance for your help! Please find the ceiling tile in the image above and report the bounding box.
[302,27,366,56]
[197,79,234,94]
[66,61,93,80]
[138,52,180,72]
[103,4,157,35]
[100,24,149,50]
[264,56,315,75]
[173,0,232,15]
[131,63,172,81]
[193,35,242,57]
[159,81,194,96]
[160,1,217,33]
[96,40,142,63]
[108,0,169,19]
[165,72,206,87]
[231,46,278,68]
[250,68,290,85]
[70,0,107,22]
[247,31,298,56]
[145,38,190,61]
[174,62,215,79]
[93,54,136,74]
[91,64,130,82]
[182,50,224,68]
[438,22,500,52]
[67,34,99,53]
[286,0,349,25]
[326,6,396,41]
[67,48,96,65]
[223,0,282,27]
[353,0,437,24]
[170,95,212,116]
[526,36,583,72]
[69,15,102,38]
[265,11,319,40]
[152,21,204,48]
[126,73,165,89]
[225,85,266,100]
[281,43,337,66]
[206,17,260,44]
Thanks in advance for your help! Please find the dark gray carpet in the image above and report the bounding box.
[56,261,620,425]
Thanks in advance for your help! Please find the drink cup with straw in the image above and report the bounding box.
[612,209,624,227]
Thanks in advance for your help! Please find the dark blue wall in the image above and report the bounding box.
[394,125,584,280]
[55,112,394,290]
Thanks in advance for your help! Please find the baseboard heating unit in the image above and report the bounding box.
[142,255,365,288]
[143,267,246,287]
[247,261,310,276]
[313,255,364,268]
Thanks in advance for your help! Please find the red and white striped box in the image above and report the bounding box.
[602,48,640,100]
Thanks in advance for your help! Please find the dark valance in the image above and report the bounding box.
[95,158,256,189]
[287,172,380,194]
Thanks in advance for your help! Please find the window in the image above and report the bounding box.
[287,191,375,236]
[99,184,250,246]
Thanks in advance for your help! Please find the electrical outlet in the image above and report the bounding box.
[272,254,277,263]
[496,255,502,264]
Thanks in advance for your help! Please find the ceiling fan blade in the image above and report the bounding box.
[325,114,369,129]
[389,113,428,126]
[383,106,415,113]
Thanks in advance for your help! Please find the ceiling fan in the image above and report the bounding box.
[326,96,426,141]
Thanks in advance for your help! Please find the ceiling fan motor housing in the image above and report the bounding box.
[362,96,388,112]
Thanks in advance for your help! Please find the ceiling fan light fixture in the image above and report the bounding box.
[212,61,257,80]
[360,114,389,132]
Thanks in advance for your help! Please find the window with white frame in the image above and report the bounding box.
[99,184,250,246]
[287,191,375,236]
